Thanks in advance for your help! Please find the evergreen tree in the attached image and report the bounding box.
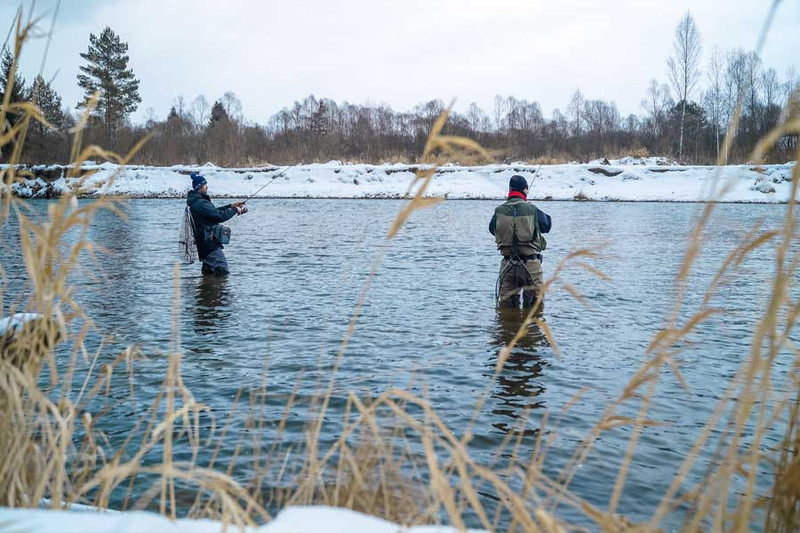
[0,48,27,160]
[0,49,26,106]
[77,27,141,145]
[209,100,229,125]
[165,104,190,135]
[28,75,65,133]
[24,75,68,163]
[311,100,329,136]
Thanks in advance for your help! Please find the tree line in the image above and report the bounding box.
[2,13,798,167]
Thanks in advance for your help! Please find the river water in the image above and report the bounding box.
[1,198,794,529]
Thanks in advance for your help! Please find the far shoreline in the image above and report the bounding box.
[17,195,795,205]
[6,160,796,204]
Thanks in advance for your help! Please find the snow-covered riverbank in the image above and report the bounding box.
[0,505,483,532]
[4,159,797,203]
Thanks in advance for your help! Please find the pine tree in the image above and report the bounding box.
[28,75,65,133]
[0,48,27,160]
[0,49,26,106]
[77,27,141,145]
[209,100,229,126]
[23,75,68,162]
[311,100,329,136]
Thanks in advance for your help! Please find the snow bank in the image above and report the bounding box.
[0,505,484,532]
[0,313,44,337]
[3,161,797,203]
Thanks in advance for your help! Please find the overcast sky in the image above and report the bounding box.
[3,0,799,124]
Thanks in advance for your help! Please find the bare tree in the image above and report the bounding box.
[782,67,800,125]
[641,79,672,138]
[760,67,783,133]
[584,99,620,143]
[492,95,507,133]
[624,114,639,135]
[784,67,799,106]
[566,89,585,136]
[551,108,569,137]
[143,107,158,128]
[220,91,243,123]
[743,52,762,130]
[466,102,486,133]
[724,50,748,119]
[721,50,750,162]
[762,68,780,108]
[667,11,702,160]
[173,95,187,119]
[190,94,210,129]
[705,47,725,160]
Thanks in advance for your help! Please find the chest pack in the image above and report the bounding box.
[495,201,546,254]
[204,224,232,245]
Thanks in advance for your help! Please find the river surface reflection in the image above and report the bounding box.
[2,198,793,529]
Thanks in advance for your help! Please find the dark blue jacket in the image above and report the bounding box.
[187,190,238,260]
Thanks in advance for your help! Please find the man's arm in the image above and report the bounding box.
[196,199,238,223]
[538,210,552,234]
[489,213,497,236]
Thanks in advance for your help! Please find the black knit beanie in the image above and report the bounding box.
[509,175,528,193]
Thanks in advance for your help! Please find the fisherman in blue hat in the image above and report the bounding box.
[186,172,245,276]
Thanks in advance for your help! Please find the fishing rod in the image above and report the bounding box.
[529,163,543,186]
[242,166,291,204]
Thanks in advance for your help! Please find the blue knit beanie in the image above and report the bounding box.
[191,172,207,192]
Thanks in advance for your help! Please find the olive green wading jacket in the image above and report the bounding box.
[489,197,547,257]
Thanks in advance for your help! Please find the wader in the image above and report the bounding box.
[493,198,546,309]
[201,248,230,276]
[497,256,543,309]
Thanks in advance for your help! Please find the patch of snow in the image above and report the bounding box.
[0,505,485,533]
[270,506,484,533]
[6,162,798,203]
[0,313,43,336]
[38,499,119,514]
[752,176,776,194]
[609,156,678,166]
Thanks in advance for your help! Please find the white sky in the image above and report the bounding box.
[3,0,799,124]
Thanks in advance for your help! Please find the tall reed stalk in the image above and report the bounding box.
[1,4,799,532]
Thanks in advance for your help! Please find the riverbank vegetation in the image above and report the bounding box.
[2,3,800,532]
[1,8,799,167]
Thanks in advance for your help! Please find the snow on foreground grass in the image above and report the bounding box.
[4,159,797,203]
[0,505,485,533]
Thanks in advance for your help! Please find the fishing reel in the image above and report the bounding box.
[240,205,248,214]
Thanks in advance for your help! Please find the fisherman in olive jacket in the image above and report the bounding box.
[187,172,245,276]
[489,175,552,308]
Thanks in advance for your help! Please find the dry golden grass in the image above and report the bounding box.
[2,3,800,532]
[524,155,573,166]
[572,190,590,201]
[608,147,651,161]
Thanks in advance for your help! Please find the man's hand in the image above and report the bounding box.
[232,201,245,215]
